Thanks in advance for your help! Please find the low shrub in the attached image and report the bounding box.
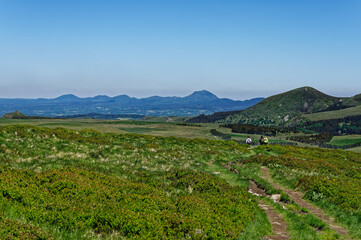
[0,165,259,239]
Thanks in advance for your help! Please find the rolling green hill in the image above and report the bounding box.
[189,87,345,126]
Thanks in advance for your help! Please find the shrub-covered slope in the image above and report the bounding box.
[0,166,257,239]
[0,125,259,239]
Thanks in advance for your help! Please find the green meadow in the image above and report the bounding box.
[0,119,223,140]
[302,105,361,122]
[328,135,361,146]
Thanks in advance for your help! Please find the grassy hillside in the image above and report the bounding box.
[0,118,218,139]
[222,87,341,126]
[343,93,361,107]
[0,125,264,239]
[0,125,250,175]
[302,105,361,121]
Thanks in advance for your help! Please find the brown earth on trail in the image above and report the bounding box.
[223,160,239,174]
[248,180,267,196]
[247,180,289,240]
[260,202,290,240]
[260,166,351,238]
[224,160,289,239]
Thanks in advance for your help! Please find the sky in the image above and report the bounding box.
[0,0,360,100]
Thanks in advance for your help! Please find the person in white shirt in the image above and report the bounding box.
[246,136,252,145]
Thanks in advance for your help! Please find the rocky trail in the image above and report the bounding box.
[247,180,289,240]
[260,166,352,239]
[224,161,353,240]
[224,161,290,239]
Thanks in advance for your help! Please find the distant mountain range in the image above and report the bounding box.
[0,90,264,117]
[187,87,361,126]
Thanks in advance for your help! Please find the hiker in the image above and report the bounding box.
[246,136,252,145]
[264,136,269,144]
[259,136,264,145]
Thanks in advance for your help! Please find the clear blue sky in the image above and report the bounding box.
[0,0,360,99]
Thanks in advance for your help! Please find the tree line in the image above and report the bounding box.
[221,124,297,136]
[302,115,361,135]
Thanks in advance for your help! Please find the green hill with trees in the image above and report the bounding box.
[2,111,27,119]
[188,87,361,127]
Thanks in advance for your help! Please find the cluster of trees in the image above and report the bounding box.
[320,142,361,150]
[302,115,361,135]
[287,133,332,145]
[4,115,55,120]
[210,129,231,141]
[222,124,297,136]
[63,113,144,119]
[186,111,240,123]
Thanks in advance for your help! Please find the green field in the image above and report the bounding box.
[0,118,306,146]
[302,105,361,121]
[3,118,361,151]
[348,146,361,153]
[0,118,258,143]
[0,118,216,139]
[329,135,361,146]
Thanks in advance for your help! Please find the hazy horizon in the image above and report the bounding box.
[0,86,357,101]
[1,1,360,100]
[0,88,265,100]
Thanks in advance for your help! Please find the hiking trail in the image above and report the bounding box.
[260,166,352,239]
[223,160,355,240]
[224,161,290,240]
[247,180,289,240]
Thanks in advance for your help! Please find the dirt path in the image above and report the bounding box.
[248,180,289,240]
[260,202,289,240]
[260,166,351,238]
[224,161,290,239]
[223,160,239,174]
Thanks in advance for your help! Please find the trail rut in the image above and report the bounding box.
[247,180,289,240]
[260,166,352,239]
[224,160,290,239]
